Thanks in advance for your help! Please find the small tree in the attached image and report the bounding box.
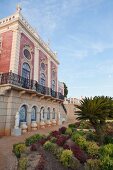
[63,82,68,98]
[75,96,113,144]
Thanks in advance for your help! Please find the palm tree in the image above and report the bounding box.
[75,96,113,144]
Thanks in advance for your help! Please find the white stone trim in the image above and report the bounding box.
[34,45,39,81]
[10,28,21,74]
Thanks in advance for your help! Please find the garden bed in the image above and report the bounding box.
[13,122,113,170]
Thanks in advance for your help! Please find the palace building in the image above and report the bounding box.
[0,6,66,136]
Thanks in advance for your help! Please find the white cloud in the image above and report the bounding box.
[19,0,104,37]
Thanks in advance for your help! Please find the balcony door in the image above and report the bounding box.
[22,63,30,79]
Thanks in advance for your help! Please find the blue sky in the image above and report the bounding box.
[0,0,113,98]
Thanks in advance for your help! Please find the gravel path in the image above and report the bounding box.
[0,123,69,170]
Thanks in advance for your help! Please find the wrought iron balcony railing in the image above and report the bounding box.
[0,72,64,100]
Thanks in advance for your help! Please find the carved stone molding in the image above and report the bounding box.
[0,86,11,95]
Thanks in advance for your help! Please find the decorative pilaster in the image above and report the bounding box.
[26,110,31,131]
[10,28,21,74]
[48,58,51,88]
[34,45,39,81]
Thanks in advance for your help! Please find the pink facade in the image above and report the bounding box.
[18,33,34,79]
[0,31,13,73]
[39,50,48,86]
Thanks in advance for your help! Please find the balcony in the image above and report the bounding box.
[0,72,64,100]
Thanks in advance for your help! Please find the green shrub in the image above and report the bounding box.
[79,121,92,129]
[65,128,72,136]
[86,141,99,157]
[13,143,26,158]
[72,134,87,150]
[68,123,76,129]
[86,130,97,142]
[25,134,43,146]
[104,136,113,144]
[60,149,73,167]
[43,141,55,151]
[50,137,57,143]
[99,144,113,157]
[69,156,81,169]
[52,145,64,159]
[71,132,82,141]
[18,157,27,170]
[85,159,101,170]
[100,155,113,170]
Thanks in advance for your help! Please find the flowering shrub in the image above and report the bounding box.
[59,127,67,134]
[30,144,37,151]
[60,149,73,167]
[63,144,70,150]
[71,144,87,164]
[56,135,68,146]
[50,130,60,138]
[38,138,47,146]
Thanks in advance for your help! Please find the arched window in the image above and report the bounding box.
[47,107,50,120]
[22,62,30,79]
[19,105,27,123]
[52,80,55,91]
[52,108,55,119]
[31,106,36,121]
[40,73,46,86]
[41,62,45,71]
[24,49,31,60]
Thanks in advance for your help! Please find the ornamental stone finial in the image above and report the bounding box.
[16,4,22,13]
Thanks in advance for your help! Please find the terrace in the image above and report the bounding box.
[0,72,64,101]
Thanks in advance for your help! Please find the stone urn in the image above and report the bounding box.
[20,122,27,133]
[52,119,56,125]
[40,121,45,128]
[46,120,52,127]
[31,121,37,131]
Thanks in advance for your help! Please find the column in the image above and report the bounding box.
[36,111,40,129]
[34,45,39,81]
[44,111,47,122]
[27,110,31,131]
[10,28,21,74]
[48,58,51,88]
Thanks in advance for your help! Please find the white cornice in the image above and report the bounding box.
[0,11,59,64]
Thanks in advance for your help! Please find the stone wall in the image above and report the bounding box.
[0,86,65,136]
